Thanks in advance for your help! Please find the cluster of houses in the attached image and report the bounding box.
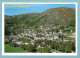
[17,26,75,41]
[5,25,75,47]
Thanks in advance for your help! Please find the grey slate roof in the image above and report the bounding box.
[39,42,46,47]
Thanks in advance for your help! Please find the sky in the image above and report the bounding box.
[5,4,75,16]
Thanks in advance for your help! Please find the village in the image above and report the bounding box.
[5,25,75,53]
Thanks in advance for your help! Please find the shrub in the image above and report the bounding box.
[20,44,27,50]
[38,47,50,53]
[9,42,18,47]
[26,44,36,52]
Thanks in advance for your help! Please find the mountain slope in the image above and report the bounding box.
[5,7,75,35]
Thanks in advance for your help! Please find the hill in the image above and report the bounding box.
[5,7,75,35]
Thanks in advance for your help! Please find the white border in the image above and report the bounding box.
[2,2,77,56]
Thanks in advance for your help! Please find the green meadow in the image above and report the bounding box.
[4,44,29,53]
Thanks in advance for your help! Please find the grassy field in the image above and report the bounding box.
[4,44,29,53]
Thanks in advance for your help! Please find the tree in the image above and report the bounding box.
[58,34,66,41]
[42,39,51,45]
[59,46,65,52]
[42,47,51,53]
[9,42,18,47]
[19,38,31,43]
[38,47,42,53]
[20,44,27,50]
[71,42,75,51]
[26,44,36,52]
[50,42,55,49]
[54,42,59,50]
[65,46,71,53]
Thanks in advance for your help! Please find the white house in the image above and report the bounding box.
[54,35,58,39]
